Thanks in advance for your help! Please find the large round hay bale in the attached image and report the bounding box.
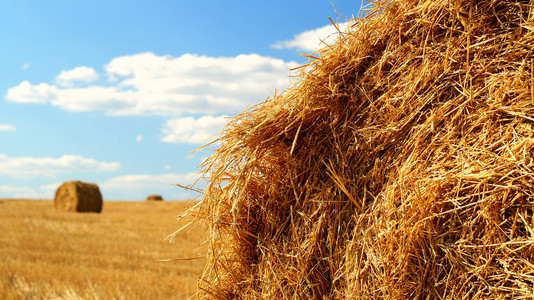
[54,181,103,213]
[192,0,534,299]
[146,194,163,201]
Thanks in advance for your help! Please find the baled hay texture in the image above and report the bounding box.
[54,181,103,213]
[196,0,534,298]
[147,194,164,201]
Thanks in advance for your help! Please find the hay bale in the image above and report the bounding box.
[192,0,534,298]
[54,181,103,213]
[146,194,163,201]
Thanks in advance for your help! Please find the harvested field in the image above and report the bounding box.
[193,0,534,299]
[0,199,205,300]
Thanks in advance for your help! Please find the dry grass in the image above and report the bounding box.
[0,199,206,300]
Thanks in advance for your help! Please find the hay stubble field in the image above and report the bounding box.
[0,199,206,300]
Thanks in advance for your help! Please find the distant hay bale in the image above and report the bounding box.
[146,194,163,201]
[191,0,534,299]
[54,181,103,213]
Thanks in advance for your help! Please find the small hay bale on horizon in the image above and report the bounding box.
[190,0,534,299]
[146,194,164,201]
[54,181,103,213]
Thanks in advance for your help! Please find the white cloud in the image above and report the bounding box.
[5,81,57,104]
[100,172,198,190]
[271,22,352,52]
[136,134,143,142]
[0,185,37,196]
[99,172,202,200]
[6,52,298,116]
[55,66,99,86]
[161,115,228,144]
[0,124,15,132]
[0,154,120,179]
[22,63,30,70]
[0,184,57,199]
[40,182,62,194]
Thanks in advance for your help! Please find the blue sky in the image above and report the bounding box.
[0,0,365,200]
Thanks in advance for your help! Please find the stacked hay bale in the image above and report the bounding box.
[195,0,534,298]
[54,181,103,213]
[146,194,164,201]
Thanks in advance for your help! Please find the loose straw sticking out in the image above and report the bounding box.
[191,0,534,299]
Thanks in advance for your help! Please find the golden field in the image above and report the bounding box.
[0,199,206,300]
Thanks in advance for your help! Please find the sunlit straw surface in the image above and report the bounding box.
[192,0,534,298]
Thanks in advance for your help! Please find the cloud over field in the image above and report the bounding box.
[0,172,200,200]
[0,154,120,179]
[0,124,16,132]
[100,172,198,190]
[0,185,40,197]
[99,172,202,200]
[2,183,60,199]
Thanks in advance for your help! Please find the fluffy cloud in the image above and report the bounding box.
[0,124,15,132]
[0,185,39,197]
[1,183,59,199]
[100,172,198,190]
[271,22,352,52]
[5,81,56,104]
[99,172,202,200]
[136,134,143,142]
[6,52,297,116]
[0,154,120,179]
[55,66,99,86]
[161,115,228,144]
